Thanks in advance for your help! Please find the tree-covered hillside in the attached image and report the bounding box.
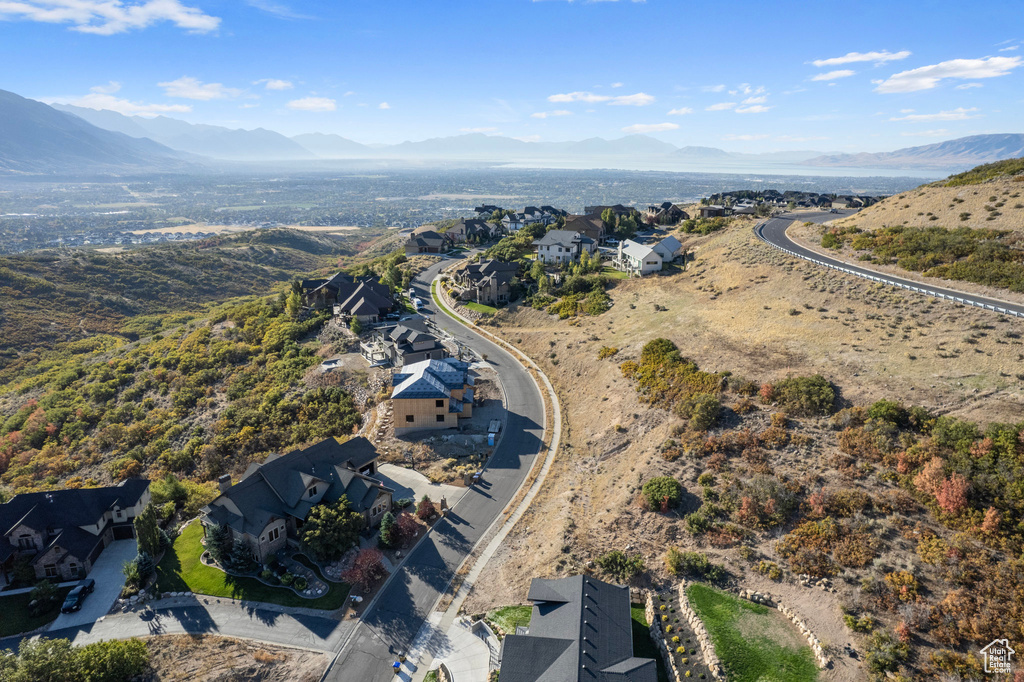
[0,229,353,372]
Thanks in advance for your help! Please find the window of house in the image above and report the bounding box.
[435,399,444,408]
[44,564,57,578]
[309,486,317,497]
[406,415,414,423]
[269,527,280,542]
[115,509,123,519]
[18,535,33,549]
[436,414,445,423]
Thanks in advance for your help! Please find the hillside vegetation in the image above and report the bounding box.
[0,229,352,372]
[465,220,1024,681]
[944,156,1024,186]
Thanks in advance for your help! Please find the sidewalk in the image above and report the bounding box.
[405,615,495,682]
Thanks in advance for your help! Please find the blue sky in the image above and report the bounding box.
[2,0,1021,152]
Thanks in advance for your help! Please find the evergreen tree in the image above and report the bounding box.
[379,511,397,548]
[133,502,161,557]
[206,524,232,565]
[349,316,364,335]
[285,290,303,318]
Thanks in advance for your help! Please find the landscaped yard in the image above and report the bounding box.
[463,302,497,315]
[0,586,74,637]
[602,266,629,280]
[155,522,350,610]
[486,604,532,634]
[631,603,669,682]
[686,584,818,682]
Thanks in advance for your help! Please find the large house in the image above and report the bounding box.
[501,213,525,233]
[616,240,662,276]
[584,204,634,218]
[360,319,448,368]
[201,437,393,563]
[652,235,683,263]
[645,202,690,225]
[499,575,657,682]
[391,358,474,435]
[453,259,518,307]
[333,281,397,325]
[0,479,151,585]
[447,218,493,243]
[533,230,597,266]
[405,228,450,256]
[562,214,605,244]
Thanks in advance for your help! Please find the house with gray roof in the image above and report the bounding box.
[652,235,683,263]
[360,319,449,368]
[533,230,597,266]
[333,281,397,325]
[453,259,519,306]
[392,358,474,435]
[615,239,662,276]
[499,575,657,682]
[405,228,451,256]
[0,479,150,586]
[200,437,393,563]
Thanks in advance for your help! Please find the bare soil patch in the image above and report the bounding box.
[140,634,328,682]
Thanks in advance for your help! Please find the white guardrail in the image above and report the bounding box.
[753,222,1024,319]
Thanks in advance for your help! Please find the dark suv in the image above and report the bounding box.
[60,578,95,613]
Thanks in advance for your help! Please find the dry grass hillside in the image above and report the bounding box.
[462,222,1024,679]
[832,176,1024,233]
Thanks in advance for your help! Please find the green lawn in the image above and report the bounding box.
[602,266,629,280]
[155,523,349,610]
[686,584,818,682]
[631,603,669,682]
[463,302,497,315]
[0,586,74,638]
[486,605,532,634]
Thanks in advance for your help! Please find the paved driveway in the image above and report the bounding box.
[49,539,137,630]
[377,464,468,510]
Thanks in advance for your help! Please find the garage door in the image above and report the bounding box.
[113,525,135,540]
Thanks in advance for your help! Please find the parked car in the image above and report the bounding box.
[77,577,95,595]
[61,584,91,613]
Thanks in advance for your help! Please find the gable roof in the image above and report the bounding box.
[500,575,657,682]
[533,230,582,248]
[1,479,150,563]
[336,282,394,317]
[202,437,391,535]
[619,239,658,262]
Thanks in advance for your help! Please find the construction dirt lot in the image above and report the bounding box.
[139,635,328,681]
[458,219,1024,681]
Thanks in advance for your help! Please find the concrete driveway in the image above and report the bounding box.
[377,464,468,510]
[49,539,137,630]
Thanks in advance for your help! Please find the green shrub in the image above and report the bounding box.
[665,549,725,581]
[773,375,836,416]
[596,550,645,583]
[642,476,683,511]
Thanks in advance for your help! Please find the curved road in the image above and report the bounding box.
[756,212,1024,319]
[325,256,546,681]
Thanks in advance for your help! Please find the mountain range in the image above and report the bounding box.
[1,88,1022,175]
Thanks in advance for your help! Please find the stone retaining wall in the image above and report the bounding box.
[437,276,488,322]
[645,592,684,682]
[676,581,725,680]
[737,588,831,669]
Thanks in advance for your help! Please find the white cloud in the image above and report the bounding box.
[89,81,122,94]
[378,101,390,109]
[900,129,951,137]
[0,0,220,34]
[889,107,980,122]
[702,84,726,92]
[255,78,293,90]
[460,127,497,133]
[706,102,736,111]
[741,95,767,104]
[735,104,771,113]
[667,107,693,115]
[244,0,311,20]
[722,134,769,141]
[608,92,654,106]
[812,50,911,67]
[159,76,240,100]
[610,82,623,88]
[58,92,192,116]
[547,91,653,105]
[287,96,336,112]
[875,56,1022,93]
[810,69,856,81]
[956,82,983,89]
[999,45,1019,52]
[530,110,572,119]
[622,122,679,133]
[343,90,355,97]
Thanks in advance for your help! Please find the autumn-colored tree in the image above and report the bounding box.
[342,548,388,591]
[913,456,946,496]
[759,383,775,404]
[416,495,435,521]
[395,512,420,546]
[980,506,1001,534]
[935,473,970,515]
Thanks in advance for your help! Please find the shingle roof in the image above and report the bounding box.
[533,230,582,248]
[500,575,657,682]
[620,240,657,262]
[0,479,150,564]
[202,438,390,536]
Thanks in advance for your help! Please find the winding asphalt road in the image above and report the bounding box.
[755,211,1024,318]
[324,256,546,681]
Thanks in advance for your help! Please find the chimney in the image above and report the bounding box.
[218,474,232,493]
